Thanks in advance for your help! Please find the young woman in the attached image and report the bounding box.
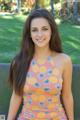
[7,8,74,120]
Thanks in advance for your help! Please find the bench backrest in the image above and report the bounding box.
[0,63,80,120]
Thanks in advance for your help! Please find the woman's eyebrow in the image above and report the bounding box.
[31,26,48,29]
[31,27,37,29]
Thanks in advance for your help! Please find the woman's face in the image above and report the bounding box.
[30,17,51,48]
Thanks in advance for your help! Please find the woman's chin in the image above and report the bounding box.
[36,44,46,48]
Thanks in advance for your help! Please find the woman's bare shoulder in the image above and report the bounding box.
[60,53,71,59]
[51,52,72,64]
[52,52,70,59]
[59,53,72,65]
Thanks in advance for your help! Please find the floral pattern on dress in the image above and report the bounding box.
[17,56,67,120]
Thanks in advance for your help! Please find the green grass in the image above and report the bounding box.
[0,14,27,62]
[0,14,80,64]
[58,22,80,64]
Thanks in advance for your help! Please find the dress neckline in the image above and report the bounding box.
[32,52,61,65]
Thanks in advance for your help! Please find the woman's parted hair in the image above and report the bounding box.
[9,8,62,95]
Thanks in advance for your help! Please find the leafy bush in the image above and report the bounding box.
[0,1,11,11]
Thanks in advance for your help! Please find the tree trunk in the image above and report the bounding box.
[50,0,54,16]
[16,0,21,13]
[73,0,78,19]
[35,0,40,9]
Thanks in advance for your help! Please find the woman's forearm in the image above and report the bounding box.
[7,91,22,120]
[7,99,18,120]
[62,94,74,120]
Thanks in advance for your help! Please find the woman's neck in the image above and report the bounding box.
[34,46,52,59]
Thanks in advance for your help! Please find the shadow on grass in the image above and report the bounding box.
[0,15,80,63]
[58,22,80,64]
[0,14,27,63]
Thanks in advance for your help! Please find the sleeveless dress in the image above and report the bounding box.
[17,54,68,120]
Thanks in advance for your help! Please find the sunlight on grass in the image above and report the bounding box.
[0,16,13,19]
[66,41,79,49]
[0,14,27,22]
[55,18,61,25]
[0,15,80,63]
[72,25,80,29]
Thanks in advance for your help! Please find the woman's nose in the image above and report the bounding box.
[37,31,43,37]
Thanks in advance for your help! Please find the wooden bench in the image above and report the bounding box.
[0,63,80,120]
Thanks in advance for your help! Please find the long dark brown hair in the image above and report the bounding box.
[9,8,62,95]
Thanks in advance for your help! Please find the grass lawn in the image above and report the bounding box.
[58,21,80,64]
[0,14,80,64]
[0,14,26,63]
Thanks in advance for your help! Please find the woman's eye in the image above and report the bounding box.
[31,28,48,32]
[31,29,37,32]
[42,28,48,31]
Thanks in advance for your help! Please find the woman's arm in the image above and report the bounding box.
[7,90,22,120]
[62,56,74,120]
